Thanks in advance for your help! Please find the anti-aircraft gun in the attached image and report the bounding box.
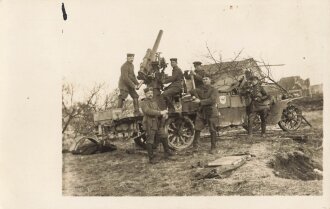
[137,30,167,89]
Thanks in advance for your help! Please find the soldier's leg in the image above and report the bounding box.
[118,89,129,108]
[162,87,181,112]
[158,129,174,159]
[193,130,201,148]
[259,109,268,136]
[146,130,158,164]
[152,137,160,149]
[128,88,141,115]
[193,115,205,151]
[208,118,218,153]
[247,112,253,136]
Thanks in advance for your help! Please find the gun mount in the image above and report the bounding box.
[137,30,166,89]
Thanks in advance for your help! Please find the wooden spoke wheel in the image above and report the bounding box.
[166,116,195,151]
[278,105,302,131]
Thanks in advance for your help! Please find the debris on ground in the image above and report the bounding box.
[72,138,117,155]
[125,148,147,155]
[268,150,323,180]
[194,154,252,180]
[284,134,310,143]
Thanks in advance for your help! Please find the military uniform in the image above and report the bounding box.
[145,63,164,108]
[117,59,140,114]
[245,79,271,136]
[184,69,206,88]
[193,69,207,88]
[161,65,183,111]
[184,61,207,88]
[190,84,220,151]
[141,89,173,163]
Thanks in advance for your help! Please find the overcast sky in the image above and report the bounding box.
[2,0,330,96]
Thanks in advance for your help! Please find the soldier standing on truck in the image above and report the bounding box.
[145,61,164,107]
[245,76,271,138]
[184,61,207,89]
[161,58,184,112]
[141,87,174,164]
[190,76,220,154]
[117,53,141,116]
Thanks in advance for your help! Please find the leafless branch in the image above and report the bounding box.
[205,42,222,71]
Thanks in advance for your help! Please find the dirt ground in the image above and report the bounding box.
[62,109,323,196]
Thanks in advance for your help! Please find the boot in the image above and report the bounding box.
[210,132,217,154]
[133,98,142,116]
[146,143,158,164]
[247,114,253,139]
[161,138,174,160]
[192,130,201,152]
[117,97,124,108]
[261,122,266,138]
[164,96,175,113]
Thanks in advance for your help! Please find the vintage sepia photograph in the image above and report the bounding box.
[1,1,329,209]
[61,1,325,197]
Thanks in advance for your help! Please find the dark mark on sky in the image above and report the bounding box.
[62,3,67,21]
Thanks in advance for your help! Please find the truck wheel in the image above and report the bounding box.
[166,116,195,151]
[132,131,147,149]
[242,113,261,132]
[71,135,100,155]
[278,105,302,131]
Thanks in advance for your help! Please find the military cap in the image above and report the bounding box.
[193,61,202,66]
[170,58,177,62]
[127,53,135,57]
[144,87,153,93]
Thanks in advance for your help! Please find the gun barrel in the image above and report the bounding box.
[150,30,163,61]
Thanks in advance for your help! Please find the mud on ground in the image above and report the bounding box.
[62,110,323,196]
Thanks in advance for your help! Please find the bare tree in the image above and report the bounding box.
[62,82,103,134]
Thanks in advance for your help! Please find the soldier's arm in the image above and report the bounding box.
[121,64,136,88]
[200,88,218,106]
[194,71,204,83]
[129,67,139,85]
[189,88,202,98]
[164,69,182,84]
[141,102,162,116]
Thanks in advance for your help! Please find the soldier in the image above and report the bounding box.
[245,76,271,138]
[146,61,164,107]
[141,87,174,164]
[184,61,207,88]
[191,76,220,154]
[117,53,141,115]
[161,58,184,112]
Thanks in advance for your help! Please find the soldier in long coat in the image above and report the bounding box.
[117,53,140,115]
[144,61,164,107]
[245,76,271,138]
[191,76,220,154]
[161,58,184,112]
[141,87,174,164]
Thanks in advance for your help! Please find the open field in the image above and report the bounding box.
[63,109,323,196]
